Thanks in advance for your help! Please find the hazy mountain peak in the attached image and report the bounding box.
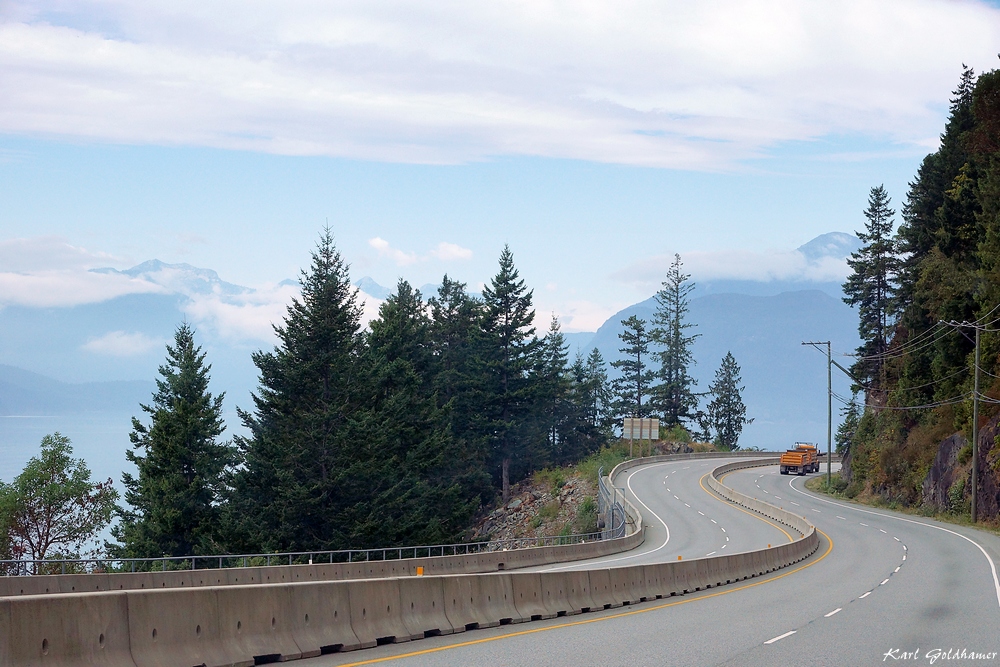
[354,276,391,300]
[796,232,862,262]
[94,260,251,297]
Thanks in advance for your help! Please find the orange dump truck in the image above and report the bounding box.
[779,444,819,475]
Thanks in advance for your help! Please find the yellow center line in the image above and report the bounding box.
[699,471,794,543]
[330,526,833,666]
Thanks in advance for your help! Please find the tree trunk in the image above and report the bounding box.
[502,457,510,503]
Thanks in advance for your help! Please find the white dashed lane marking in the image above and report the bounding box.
[824,608,842,618]
[764,631,796,645]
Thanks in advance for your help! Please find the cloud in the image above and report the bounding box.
[429,242,473,261]
[0,236,120,272]
[611,248,852,290]
[82,331,163,357]
[369,237,418,266]
[1,2,998,167]
[182,280,383,343]
[370,237,472,265]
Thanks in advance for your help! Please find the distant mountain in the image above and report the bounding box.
[0,365,154,416]
[95,259,251,297]
[693,232,862,299]
[588,289,859,449]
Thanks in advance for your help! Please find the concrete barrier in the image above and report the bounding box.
[3,592,136,667]
[586,568,620,609]
[399,576,456,638]
[215,585,303,663]
[347,578,410,646]
[127,587,241,667]
[288,581,362,656]
[511,572,556,620]
[441,573,504,630]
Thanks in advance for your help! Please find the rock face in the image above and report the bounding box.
[922,432,967,511]
[469,474,597,542]
[921,413,1000,518]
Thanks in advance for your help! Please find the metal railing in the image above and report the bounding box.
[597,466,629,541]
[0,528,621,577]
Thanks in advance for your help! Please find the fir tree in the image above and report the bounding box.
[364,280,490,544]
[227,229,370,552]
[651,254,700,426]
[843,185,901,388]
[113,324,232,558]
[583,347,614,433]
[706,352,751,451]
[482,245,542,501]
[835,393,861,456]
[611,315,657,421]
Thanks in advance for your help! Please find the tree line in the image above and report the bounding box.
[836,63,1000,510]
[1,232,752,564]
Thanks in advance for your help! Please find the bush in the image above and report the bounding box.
[844,481,864,499]
[573,497,598,534]
[957,444,973,466]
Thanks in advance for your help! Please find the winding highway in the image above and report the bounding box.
[306,457,1000,667]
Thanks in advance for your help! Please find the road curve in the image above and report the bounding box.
[306,459,1000,667]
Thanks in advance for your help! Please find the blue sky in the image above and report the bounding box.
[2,0,1000,333]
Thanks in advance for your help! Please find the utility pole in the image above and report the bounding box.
[803,341,833,487]
[973,325,980,523]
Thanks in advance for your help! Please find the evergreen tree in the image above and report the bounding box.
[651,254,700,426]
[539,316,573,462]
[843,185,901,388]
[611,315,657,421]
[364,280,489,544]
[481,245,542,501]
[227,229,371,552]
[583,347,614,433]
[835,393,861,455]
[113,324,233,558]
[706,352,751,451]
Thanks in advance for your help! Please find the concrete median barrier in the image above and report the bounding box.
[127,587,241,667]
[511,572,557,620]
[347,578,411,646]
[586,569,620,609]
[3,591,136,667]
[288,580,362,656]
[442,573,505,630]
[215,584,303,663]
[399,576,456,638]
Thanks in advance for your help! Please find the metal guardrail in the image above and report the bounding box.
[0,528,620,576]
[597,465,629,541]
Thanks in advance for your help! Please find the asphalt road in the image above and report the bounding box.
[305,458,1000,667]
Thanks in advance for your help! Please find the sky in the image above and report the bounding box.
[2,0,1000,335]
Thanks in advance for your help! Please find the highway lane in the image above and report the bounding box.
[304,459,1000,667]
[534,457,795,572]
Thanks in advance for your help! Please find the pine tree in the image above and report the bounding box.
[539,316,575,464]
[651,254,700,426]
[364,280,490,545]
[611,315,657,421]
[583,347,614,433]
[843,185,901,388]
[227,229,370,552]
[481,245,542,502]
[113,324,233,558]
[835,394,861,455]
[706,352,751,451]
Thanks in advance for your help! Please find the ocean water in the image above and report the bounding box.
[0,411,246,489]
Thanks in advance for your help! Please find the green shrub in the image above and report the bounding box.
[538,501,560,520]
[844,481,864,499]
[573,497,598,534]
[957,444,973,466]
